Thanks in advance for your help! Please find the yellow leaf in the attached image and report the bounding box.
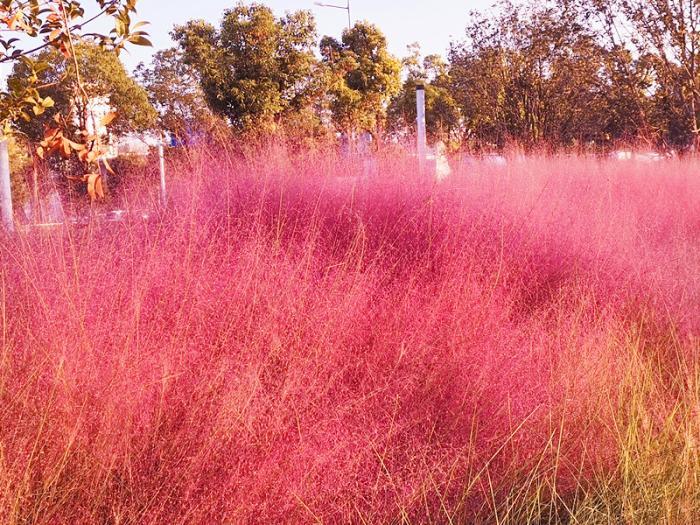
[67,139,85,151]
[100,112,117,127]
[95,177,105,200]
[102,157,116,176]
[86,173,105,201]
[61,139,71,159]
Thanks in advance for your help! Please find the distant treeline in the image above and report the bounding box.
[13,0,700,152]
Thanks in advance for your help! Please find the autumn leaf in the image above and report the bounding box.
[86,173,105,201]
[100,111,117,127]
[102,157,116,175]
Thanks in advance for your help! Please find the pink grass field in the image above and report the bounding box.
[1,148,699,523]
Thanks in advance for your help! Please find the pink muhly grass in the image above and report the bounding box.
[0,147,698,523]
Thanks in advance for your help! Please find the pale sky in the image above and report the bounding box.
[123,0,497,70]
[0,1,498,79]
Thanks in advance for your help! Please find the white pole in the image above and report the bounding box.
[158,143,167,206]
[416,84,427,171]
[0,140,14,232]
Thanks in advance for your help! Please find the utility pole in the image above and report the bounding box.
[314,1,352,30]
[158,142,167,206]
[0,140,14,232]
[416,83,427,172]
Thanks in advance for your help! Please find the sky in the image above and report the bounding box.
[0,1,498,80]
[121,0,497,70]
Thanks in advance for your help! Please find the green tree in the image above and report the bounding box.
[0,0,150,134]
[388,44,461,144]
[449,1,615,149]
[320,22,401,134]
[0,0,152,209]
[7,135,31,208]
[9,43,157,143]
[173,3,320,134]
[585,0,700,149]
[135,48,224,142]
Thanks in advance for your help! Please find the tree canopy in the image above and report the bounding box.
[320,22,401,134]
[135,48,224,142]
[0,0,151,135]
[10,43,157,143]
[5,0,700,157]
[388,44,461,145]
[173,3,320,134]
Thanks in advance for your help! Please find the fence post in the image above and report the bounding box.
[416,83,427,172]
[0,140,14,232]
[158,142,167,206]
[31,148,40,224]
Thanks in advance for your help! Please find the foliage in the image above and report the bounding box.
[321,22,401,134]
[583,0,700,148]
[446,0,700,150]
[449,1,616,149]
[388,44,461,144]
[173,3,321,134]
[135,48,224,143]
[10,43,157,142]
[7,135,30,206]
[0,0,151,135]
[0,0,151,206]
[1,0,698,159]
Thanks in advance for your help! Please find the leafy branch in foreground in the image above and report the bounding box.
[0,0,151,201]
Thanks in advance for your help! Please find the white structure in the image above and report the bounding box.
[612,150,668,162]
[416,84,427,171]
[78,97,161,159]
[83,96,111,138]
[116,132,162,157]
[414,85,452,181]
[0,140,13,232]
[158,143,167,205]
[432,142,451,181]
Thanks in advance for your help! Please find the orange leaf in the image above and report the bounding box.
[102,157,116,176]
[86,174,105,201]
[100,112,117,127]
[61,139,71,159]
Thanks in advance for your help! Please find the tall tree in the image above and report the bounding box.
[0,1,151,205]
[9,43,157,143]
[0,0,151,135]
[585,0,700,148]
[320,22,401,134]
[450,1,616,149]
[388,44,461,144]
[135,48,224,143]
[173,3,320,134]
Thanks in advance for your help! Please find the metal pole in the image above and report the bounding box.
[416,84,427,172]
[314,1,351,30]
[158,143,167,206]
[32,149,40,224]
[0,140,14,232]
